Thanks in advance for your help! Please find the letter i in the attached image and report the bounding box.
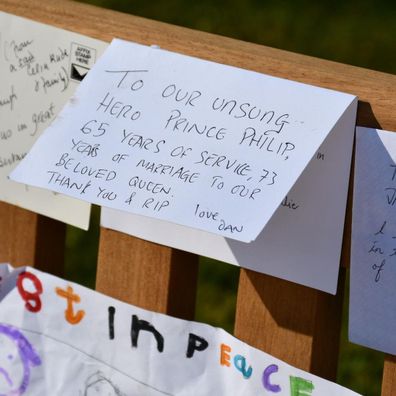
[108,306,116,340]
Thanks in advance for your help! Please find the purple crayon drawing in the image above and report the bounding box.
[0,324,41,396]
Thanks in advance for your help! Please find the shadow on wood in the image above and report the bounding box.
[0,202,65,275]
[234,268,345,381]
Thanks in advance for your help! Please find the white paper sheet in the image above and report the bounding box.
[11,38,356,242]
[0,12,108,228]
[0,264,359,395]
[349,127,396,354]
[101,97,356,293]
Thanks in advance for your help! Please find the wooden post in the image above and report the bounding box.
[234,268,345,380]
[96,228,198,319]
[0,202,66,275]
[382,355,396,396]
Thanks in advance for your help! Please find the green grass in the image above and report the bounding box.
[195,257,239,334]
[78,0,396,74]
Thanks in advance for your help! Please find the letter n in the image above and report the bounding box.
[131,314,164,352]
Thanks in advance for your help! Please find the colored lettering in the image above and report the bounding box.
[262,364,281,393]
[186,333,209,358]
[233,354,253,379]
[131,314,164,352]
[290,376,314,396]
[220,343,231,367]
[55,285,85,325]
[16,271,43,313]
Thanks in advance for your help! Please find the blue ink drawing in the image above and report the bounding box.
[0,324,41,396]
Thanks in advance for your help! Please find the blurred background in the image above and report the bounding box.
[66,1,396,394]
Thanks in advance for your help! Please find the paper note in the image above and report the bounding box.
[0,12,107,228]
[349,127,396,354]
[11,38,356,242]
[0,264,359,395]
[101,95,356,293]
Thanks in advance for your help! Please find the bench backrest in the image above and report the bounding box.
[0,0,395,393]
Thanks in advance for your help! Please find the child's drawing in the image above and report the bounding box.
[83,371,126,396]
[0,323,41,396]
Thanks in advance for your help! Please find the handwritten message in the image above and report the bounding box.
[0,12,107,228]
[349,127,396,354]
[10,39,356,242]
[101,94,357,294]
[0,264,360,395]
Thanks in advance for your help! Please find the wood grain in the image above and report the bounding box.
[382,355,396,396]
[96,228,198,319]
[0,202,65,274]
[235,268,346,380]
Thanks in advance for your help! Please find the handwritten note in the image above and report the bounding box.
[11,38,356,242]
[0,264,360,395]
[101,95,357,293]
[0,12,107,228]
[349,127,396,354]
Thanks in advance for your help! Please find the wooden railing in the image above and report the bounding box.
[0,0,395,393]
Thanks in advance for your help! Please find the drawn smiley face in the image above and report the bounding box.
[0,324,41,396]
[0,332,23,393]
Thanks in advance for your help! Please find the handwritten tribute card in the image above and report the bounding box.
[349,127,396,354]
[0,264,359,395]
[11,38,357,244]
[102,101,355,293]
[0,12,107,228]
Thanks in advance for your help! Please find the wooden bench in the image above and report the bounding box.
[0,0,395,393]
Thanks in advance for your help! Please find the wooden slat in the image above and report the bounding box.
[382,355,396,396]
[0,0,395,131]
[96,228,198,319]
[235,268,345,380]
[0,202,65,275]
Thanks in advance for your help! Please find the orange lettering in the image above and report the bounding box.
[55,286,85,325]
[220,343,231,367]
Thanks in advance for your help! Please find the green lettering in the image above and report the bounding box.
[290,376,314,396]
